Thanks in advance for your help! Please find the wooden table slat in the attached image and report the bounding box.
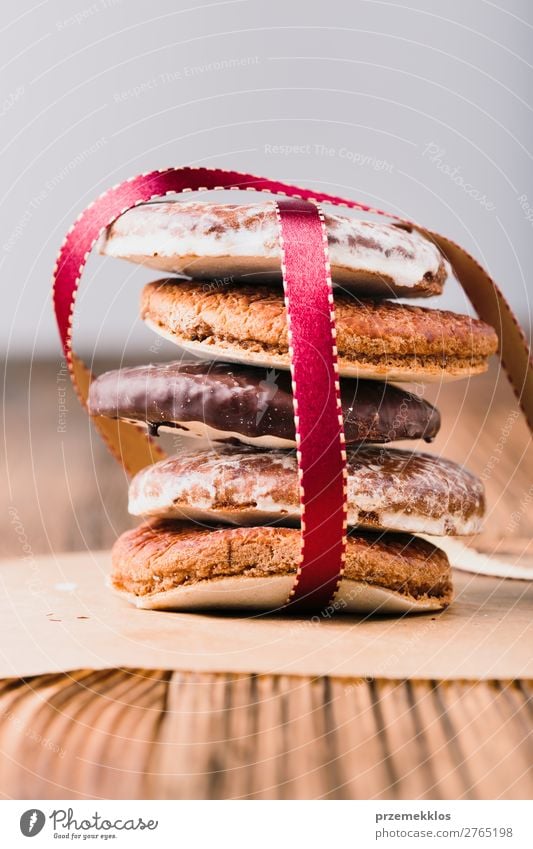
[2,671,531,800]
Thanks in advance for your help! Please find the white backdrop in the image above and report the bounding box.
[2,0,531,358]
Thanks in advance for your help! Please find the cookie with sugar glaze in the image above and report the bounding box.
[98,201,449,297]
[128,444,485,537]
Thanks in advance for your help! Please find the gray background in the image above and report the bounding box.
[2,0,532,359]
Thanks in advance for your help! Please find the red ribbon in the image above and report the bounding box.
[276,199,347,611]
[52,166,532,612]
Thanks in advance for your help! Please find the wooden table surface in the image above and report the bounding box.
[1,359,532,800]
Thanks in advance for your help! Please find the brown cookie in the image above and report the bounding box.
[140,280,498,382]
[99,201,448,297]
[128,445,485,536]
[87,360,441,447]
[111,521,453,613]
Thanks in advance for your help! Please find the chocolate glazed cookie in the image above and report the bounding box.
[88,360,441,448]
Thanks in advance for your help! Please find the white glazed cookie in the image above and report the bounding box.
[99,201,449,296]
[128,445,485,536]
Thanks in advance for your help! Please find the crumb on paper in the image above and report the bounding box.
[54,582,77,592]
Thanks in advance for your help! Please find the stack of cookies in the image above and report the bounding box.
[89,201,498,614]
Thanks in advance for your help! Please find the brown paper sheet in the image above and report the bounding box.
[2,549,532,680]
